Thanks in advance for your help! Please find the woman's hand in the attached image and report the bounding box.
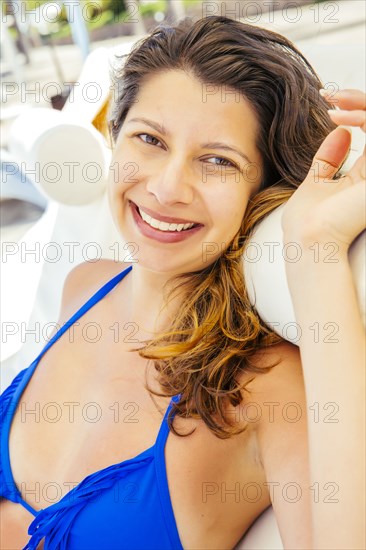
[281,89,366,260]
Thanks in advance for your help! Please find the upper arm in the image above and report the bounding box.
[247,343,312,549]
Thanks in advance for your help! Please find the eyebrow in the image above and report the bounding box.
[127,117,253,165]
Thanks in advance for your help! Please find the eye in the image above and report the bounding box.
[136,133,163,147]
[204,156,238,169]
[134,135,239,170]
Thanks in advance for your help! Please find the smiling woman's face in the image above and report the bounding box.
[108,69,263,274]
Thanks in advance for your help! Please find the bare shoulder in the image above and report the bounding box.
[60,259,131,321]
[244,340,303,396]
[238,339,306,458]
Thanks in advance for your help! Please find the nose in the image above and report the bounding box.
[145,153,194,206]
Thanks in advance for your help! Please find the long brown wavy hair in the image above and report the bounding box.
[108,15,340,438]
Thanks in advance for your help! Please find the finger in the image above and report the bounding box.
[309,127,352,181]
[327,109,366,132]
[320,88,366,110]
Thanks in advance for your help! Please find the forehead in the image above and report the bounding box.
[126,70,260,149]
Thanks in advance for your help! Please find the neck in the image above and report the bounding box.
[124,264,185,343]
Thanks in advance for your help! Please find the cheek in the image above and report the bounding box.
[107,161,135,202]
[212,190,250,229]
[106,166,119,222]
[107,155,128,220]
[108,139,142,190]
[107,180,119,230]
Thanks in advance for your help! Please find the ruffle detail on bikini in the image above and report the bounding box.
[0,368,29,421]
[0,368,29,499]
[23,454,154,550]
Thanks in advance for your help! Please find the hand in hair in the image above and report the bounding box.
[281,88,365,259]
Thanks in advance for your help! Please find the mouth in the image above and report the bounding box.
[129,200,203,232]
[129,200,204,242]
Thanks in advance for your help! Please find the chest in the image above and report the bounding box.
[5,333,271,548]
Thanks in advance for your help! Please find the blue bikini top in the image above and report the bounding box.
[0,265,184,549]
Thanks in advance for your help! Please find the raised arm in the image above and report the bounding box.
[280,89,365,549]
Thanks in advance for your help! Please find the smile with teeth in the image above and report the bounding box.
[138,206,198,232]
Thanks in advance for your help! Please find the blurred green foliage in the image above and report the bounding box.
[24,0,49,7]
[103,0,127,16]
[15,0,201,40]
[49,0,168,38]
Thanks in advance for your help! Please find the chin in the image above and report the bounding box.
[133,250,201,276]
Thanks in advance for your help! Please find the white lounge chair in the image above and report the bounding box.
[1,34,365,550]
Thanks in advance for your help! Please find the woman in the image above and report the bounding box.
[0,15,364,550]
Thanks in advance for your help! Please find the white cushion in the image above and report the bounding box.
[8,108,110,205]
[243,204,366,339]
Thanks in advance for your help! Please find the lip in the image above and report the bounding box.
[130,201,201,225]
[129,200,204,243]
